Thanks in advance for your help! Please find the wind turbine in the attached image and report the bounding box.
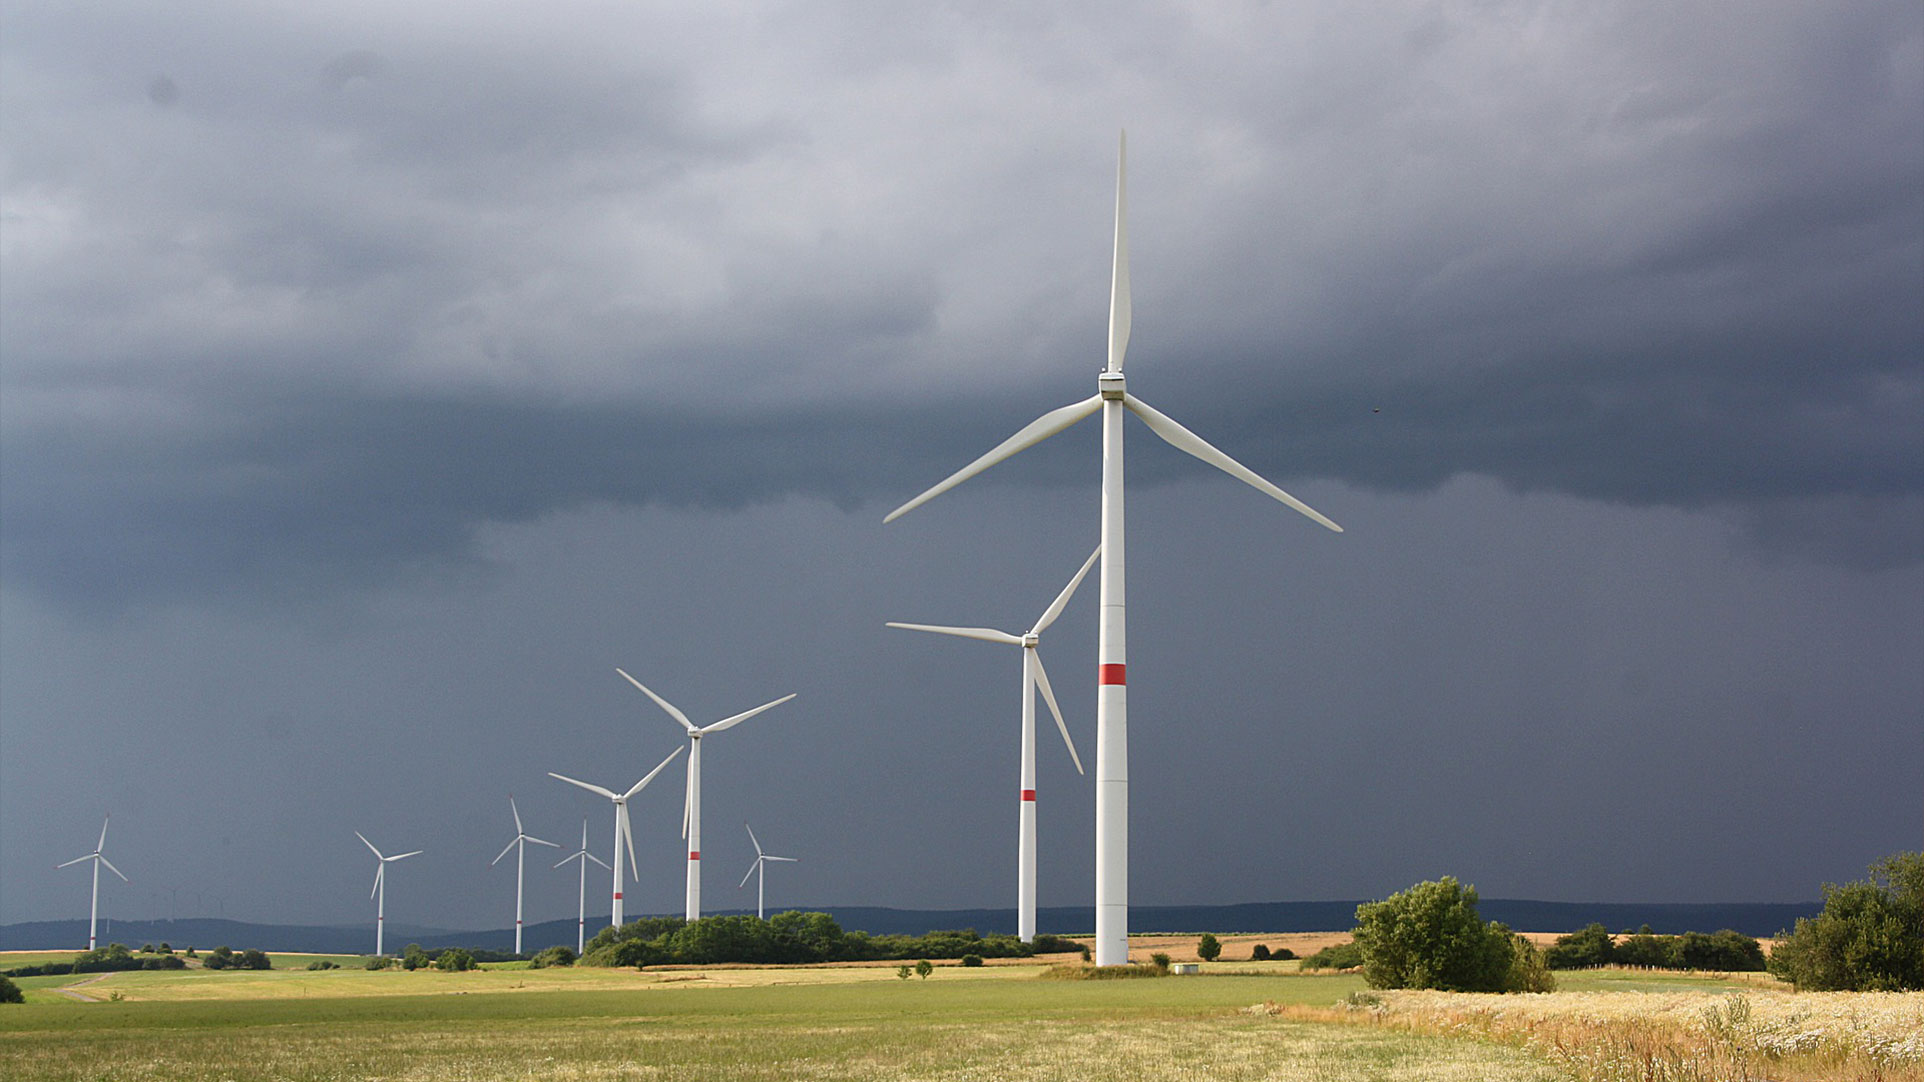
[615,669,796,921]
[490,796,560,955]
[56,816,128,950]
[884,132,1342,966]
[737,823,797,921]
[548,746,683,928]
[888,545,1098,942]
[554,818,611,953]
[356,831,421,957]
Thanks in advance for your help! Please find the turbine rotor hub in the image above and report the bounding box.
[1099,370,1127,400]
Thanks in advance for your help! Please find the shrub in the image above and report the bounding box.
[1271,947,1296,960]
[1352,877,1524,993]
[433,948,475,972]
[364,955,393,970]
[1250,944,1270,961]
[201,946,234,971]
[1300,941,1363,970]
[961,954,983,967]
[1030,934,1082,955]
[1770,851,1924,991]
[1545,923,1615,969]
[237,949,272,970]
[0,976,23,1004]
[1196,933,1221,962]
[528,945,576,969]
[896,965,912,979]
[306,960,339,970]
[1149,952,1171,972]
[1508,935,1556,992]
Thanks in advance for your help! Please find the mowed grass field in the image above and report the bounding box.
[0,951,1579,1081]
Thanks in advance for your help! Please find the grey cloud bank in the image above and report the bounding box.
[2,0,1918,928]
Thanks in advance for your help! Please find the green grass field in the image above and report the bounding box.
[0,958,1581,1081]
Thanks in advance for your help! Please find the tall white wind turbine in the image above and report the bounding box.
[549,746,683,928]
[615,669,796,921]
[885,132,1342,966]
[56,816,128,950]
[888,546,1098,942]
[554,818,612,953]
[490,796,560,955]
[356,831,422,957]
[737,823,797,921]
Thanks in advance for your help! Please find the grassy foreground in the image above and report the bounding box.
[0,961,1569,1081]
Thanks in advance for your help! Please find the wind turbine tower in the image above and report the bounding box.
[56,816,128,951]
[555,818,612,953]
[885,133,1342,965]
[615,669,795,921]
[888,546,1098,942]
[490,796,559,954]
[737,823,798,921]
[549,746,683,928]
[356,831,422,957]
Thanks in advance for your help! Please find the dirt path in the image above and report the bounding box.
[56,972,113,1002]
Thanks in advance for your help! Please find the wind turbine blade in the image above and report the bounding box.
[56,855,88,869]
[586,852,612,870]
[886,622,1024,646]
[883,395,1103,523]
[616,668,697,733]
[619,804,639,881]
[99,856,129,883]
[510,796,524,836]
[1124,393,1343,532]
[1108,129,1131,373]
[739,862,759,889]
[745,822,763,857]
[371,863,384,900]
[356,831,385,859]
[1033,546,1102,635]
[526,835,560,849]
[97,816,111,852]
[555,852,581,870]
[390,851,423,861]
[1031,650,1085,775]
[700,692,796,735]
[622,746,685,800]
[766,855,798,863]
[491,838,519,866]
[549,772,620,801]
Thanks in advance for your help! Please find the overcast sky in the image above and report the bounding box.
[3,0,1919,933]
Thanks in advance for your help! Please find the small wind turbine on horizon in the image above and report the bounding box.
[615,668,795,921]
[356,831,421,957]
[884,132,1342,966]
[490,796,560,955]
[56,816,128,950]
[888,546,1098,943]
[549,746,683,928]
[737,823,797,921]
[554,818,612,953]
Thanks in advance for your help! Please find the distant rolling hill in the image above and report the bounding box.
[1,900,1819,955]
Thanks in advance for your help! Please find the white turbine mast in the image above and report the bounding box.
[884,132,1341,966]
[737,823,798,921]
[888,545,1098,942]
[56,816,129,951]
[615,668,796,922]
[549,745,683,929]
[355,831,422,957]
[554,818,612,954]
[490,795,560,955]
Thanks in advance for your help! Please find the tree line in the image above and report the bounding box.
[577,912,1082,968]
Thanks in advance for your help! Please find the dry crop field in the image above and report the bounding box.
[4,947,1918,1081]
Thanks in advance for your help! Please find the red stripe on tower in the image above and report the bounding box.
[1099,663,1127,685]
[614,892,623,900]
[689,851,700,860]
[1021,789,1037,802]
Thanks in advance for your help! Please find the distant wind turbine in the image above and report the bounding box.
[356,831,421,957]
[554,818,612,954]
[56,816,128,950]
[490,796,560,955]
[885,132,1342,966]
[737,823,798,921]
[615,669,795,921]
[549,746,683,928]
[888,545,1098,942]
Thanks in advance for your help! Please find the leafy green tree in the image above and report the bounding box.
[1770,851,1924,991]
[1352,877,1521,992]
[237,949,272,971]
[1196,933,1221,962]
[433,948,475,972]
[0,976,23,1004]
[961,954,983,967]
[528,945,576,969]
[1507,935,1556,992]
[914,959,933,979]
[401,944,430,971]
[896,964,912,979]
[1545,923,1615,969]
[1250,944,1270,961]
